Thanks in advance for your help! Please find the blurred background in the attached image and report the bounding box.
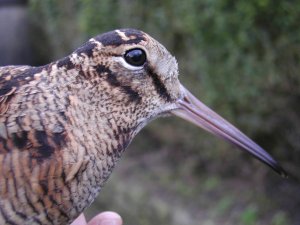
[1,0,300,224]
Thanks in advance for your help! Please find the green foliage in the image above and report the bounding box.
[203,176,220,191]
[271,211,290,225]
[214,196,234,216]
[78,0,119,36]
[240,205,258,225]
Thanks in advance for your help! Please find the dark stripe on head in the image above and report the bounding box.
[57,57,75,70]
[75,41,97,57]
[95,29,146,46]
[94,65,141,103]
[145,64,172,101]
[121,86,141,103]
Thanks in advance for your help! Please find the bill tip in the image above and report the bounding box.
[280,170,288,178]
[275,165,288,178]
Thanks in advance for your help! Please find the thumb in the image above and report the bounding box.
[87,211,123,225]
[71,213,87,225]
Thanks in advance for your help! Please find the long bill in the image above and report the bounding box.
[171,85,287,177]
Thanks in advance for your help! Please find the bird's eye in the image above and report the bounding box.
[124,48,146,67]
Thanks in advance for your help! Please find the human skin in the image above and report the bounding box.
[71,212,122,225]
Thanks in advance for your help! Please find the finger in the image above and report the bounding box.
[87,211,122,225]
[70,213,87,225]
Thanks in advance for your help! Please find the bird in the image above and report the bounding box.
[0,28,286,225]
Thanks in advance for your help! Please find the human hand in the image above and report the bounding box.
[71,212,123,225]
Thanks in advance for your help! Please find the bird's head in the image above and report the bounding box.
[65,28,286,176]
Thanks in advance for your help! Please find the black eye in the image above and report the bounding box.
[124,48,146,67]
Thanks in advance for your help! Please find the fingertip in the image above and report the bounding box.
[87,211,122,225]
[70,213,87,225]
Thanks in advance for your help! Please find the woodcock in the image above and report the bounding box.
[0,29,286,225]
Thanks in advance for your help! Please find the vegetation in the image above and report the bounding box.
[29,1,300,224]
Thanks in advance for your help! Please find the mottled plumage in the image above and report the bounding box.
[0,29,181,225]
[0,29,286,225]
